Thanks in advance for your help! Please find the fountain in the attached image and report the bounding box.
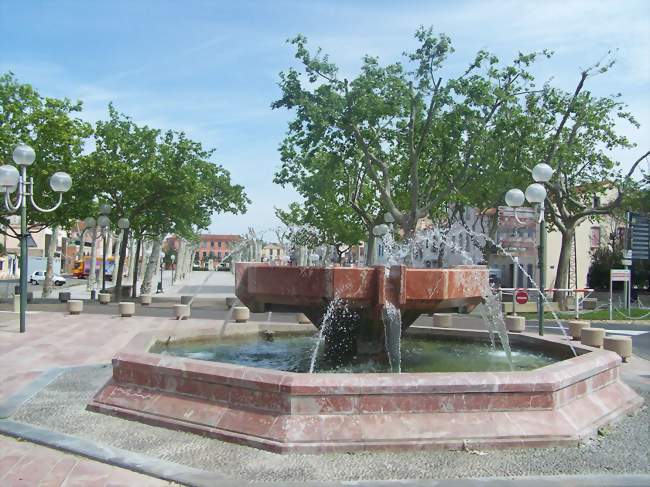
[88,236,643,453]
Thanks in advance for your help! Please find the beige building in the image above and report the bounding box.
[262,243,284,262]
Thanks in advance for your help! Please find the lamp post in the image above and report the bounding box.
[97,205,111,293]
[0,143,72,333]
[157,251,165,293]
[170,254,176,285]
[505,163,554,336]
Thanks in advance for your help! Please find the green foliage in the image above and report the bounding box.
[273,27,548,237]
[80,104,249,239]
[587,246,623,290]
[0,72,94,233]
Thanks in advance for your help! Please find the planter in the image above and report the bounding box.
[581,328,605,348]
[173,304,190,320]
[140,294,152,306]
[98,293,111,305]
[568,320,590,340]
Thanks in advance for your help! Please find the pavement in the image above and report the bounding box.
[0,270,648,486]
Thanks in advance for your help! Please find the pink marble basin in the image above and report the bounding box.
[88,325,643,453]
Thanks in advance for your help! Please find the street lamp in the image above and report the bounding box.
[0,143,72,333]
[505,163,554,336]
[170,254,176,285]
[157,251,165,293]
[97,206,110,293]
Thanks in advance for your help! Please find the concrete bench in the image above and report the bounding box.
[119,302,135,317]
[67,300,83,315]
[433,313,452,328]
[173,304,190,320]
[296,313,311,324]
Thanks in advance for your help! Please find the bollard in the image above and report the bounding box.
[505,315,525,332]
[581,328,605,348]
[604,336,633,362]
[568,320,590,340]
[233,306,250,323]
[98,293,111,305]
[433,313,453,328]
[119,302,135,317]
[140,294,152,306]
[67,300,83,315]
[173,304,190,320]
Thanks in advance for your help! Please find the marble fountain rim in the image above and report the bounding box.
[113,324,621,396]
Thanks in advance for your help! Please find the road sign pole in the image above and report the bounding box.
[513,256,519,316]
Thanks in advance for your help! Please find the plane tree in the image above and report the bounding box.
[0,73,94,295]
[273,27,547,240]
[509,59,649,304]
[81,105,249,297]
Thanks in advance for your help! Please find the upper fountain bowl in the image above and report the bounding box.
[235,263,489,329]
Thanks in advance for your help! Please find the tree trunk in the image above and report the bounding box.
[87,226,98,291]
[114,228,130,299]
[42,226,58,298]
[553,227,575,310]
[140,238,162,295]
[130,238,142,298]
[76,228,87,263]
[365,231,376,266]
[176,239,186,280]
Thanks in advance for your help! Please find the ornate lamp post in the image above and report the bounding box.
[97,205,111,293]
[157,251,165,293]
[170,254,176,285]
[505,163,554,336]
[0,143,72,333]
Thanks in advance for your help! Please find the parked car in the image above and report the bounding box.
[29,271,66,286]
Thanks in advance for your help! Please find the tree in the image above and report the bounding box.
[81,105,249,297]
[0,73,94,296]
[508,57,649,305]
[273,28,545,240]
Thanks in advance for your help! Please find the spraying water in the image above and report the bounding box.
[309,298,343,373]
[382,302,402,373]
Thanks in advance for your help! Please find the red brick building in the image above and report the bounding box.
[164,234,241,268]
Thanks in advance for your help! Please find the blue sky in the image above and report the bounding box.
[1,0,649,236]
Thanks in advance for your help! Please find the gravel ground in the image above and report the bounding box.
[10,366,650,482]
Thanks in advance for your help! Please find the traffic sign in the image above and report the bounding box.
[629,212,649,260]
[515,290,529,304]
[610,269,631,282]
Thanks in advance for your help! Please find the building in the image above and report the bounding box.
[195,234,240,269]
[261,243,284,262]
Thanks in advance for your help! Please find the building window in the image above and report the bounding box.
[217,251,221,259]
[590,226,601,248]
[202,251,207,258]
[218,241,222,248]
[210,241,214,248]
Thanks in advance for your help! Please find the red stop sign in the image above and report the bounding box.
[515,290,529,304]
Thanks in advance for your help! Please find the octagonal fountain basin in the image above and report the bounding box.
[88,324,643,453]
